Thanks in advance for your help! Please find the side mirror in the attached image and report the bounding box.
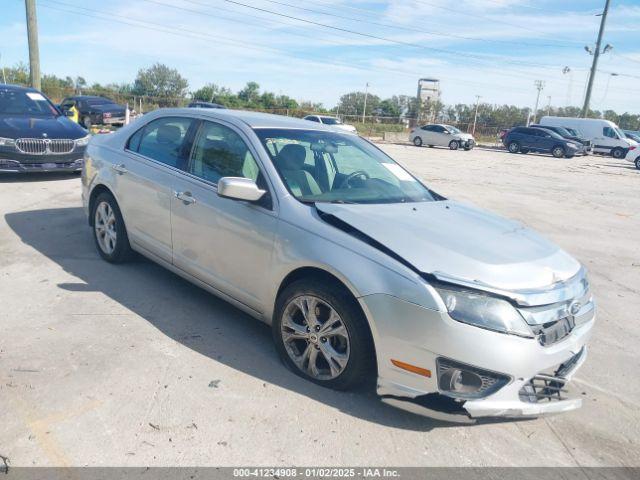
[217,177,266,202]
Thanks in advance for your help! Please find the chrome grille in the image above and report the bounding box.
[15,138,75,155]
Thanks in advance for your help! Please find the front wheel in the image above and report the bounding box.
[552,146,566,158]
[635,157,640,170]
[413,136,423,147]
[612,148,625,159]
[508,141,520,153]
[449,140,459,150]
[273,279,374,391]
[91,192,133,263]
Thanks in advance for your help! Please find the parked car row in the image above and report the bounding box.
[501,116,638,163]
[59,95,127,129]
[410,124,475,150]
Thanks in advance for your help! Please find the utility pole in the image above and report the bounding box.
[546,96,552,116]
[361,82,369,124]
[582,0,611,117]
[531,80,545,125]
[472,95,481,135]
[25,0,41,90]
[562,66,573,106]
[0,53,6,84]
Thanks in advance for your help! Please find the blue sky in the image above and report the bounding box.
[1,0,639,112]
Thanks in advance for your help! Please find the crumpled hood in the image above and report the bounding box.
[0,115,87,139]
[317,201,580,291]
[454,133,474,141]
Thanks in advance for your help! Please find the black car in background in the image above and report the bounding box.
[529,123,592,154]
[187,101,226,109]
[0,84,89,173]
[503,126,581,158]
[60,95,126,128]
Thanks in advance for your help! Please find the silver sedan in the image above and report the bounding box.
[82,109,595,421]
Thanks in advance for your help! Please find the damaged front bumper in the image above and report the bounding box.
[360,283,594,422]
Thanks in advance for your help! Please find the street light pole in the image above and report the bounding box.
[362,82,369,124]
[24,0,41,90]
[582,0,612,117]
[546,96,552,116]
[472,95,481,135]
[531,80,545,125]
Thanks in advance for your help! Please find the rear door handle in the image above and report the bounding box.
[174,191,196,205]
[111,163,127,174]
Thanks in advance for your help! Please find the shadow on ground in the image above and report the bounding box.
[5,206,522,432]
[0,172,80,183]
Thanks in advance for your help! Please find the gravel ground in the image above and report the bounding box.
[0,145,638,467]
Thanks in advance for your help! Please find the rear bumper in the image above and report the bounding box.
[102,116,125,125]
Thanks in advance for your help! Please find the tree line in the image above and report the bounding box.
[2,62,639,130]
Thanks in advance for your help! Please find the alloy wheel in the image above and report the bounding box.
[94,201,117,255]
[280,295,350,380]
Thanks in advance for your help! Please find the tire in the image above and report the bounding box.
[82,116,92,129]
[427,145,434,148]
[507,141,520,153]
[449,140,459,150]
[635,157,640,170]
[612,148,625,159]
[413,136,423,147]
[520,148,530,154]
[552,146,566,158]
[273,279,374,391]
[91,192,133,263]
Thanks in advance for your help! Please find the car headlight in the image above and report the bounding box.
[75,135,91,147]
[0,137,16,147]
[434,286,533,337]
[567,143,579,149]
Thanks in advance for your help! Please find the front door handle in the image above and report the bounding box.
[111,163,127,175]
[174,191,196,205]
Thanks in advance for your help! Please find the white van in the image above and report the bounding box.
[540,116,637,159]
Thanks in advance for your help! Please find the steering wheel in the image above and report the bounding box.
[339,170,370,189]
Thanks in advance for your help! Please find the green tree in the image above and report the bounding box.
[132,63,188,106]
[238,81,260,105]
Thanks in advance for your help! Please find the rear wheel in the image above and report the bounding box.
[552,146,566,158]
[507,141,520,153]
[612,147,625,159]
[91,192,133,263]
[273,279,374,390]
[449,140,459,150]
[635,157,640,170]
[82,116,92,129]
[413,136,423,147]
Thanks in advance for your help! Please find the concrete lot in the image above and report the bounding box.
[0,146,639,467]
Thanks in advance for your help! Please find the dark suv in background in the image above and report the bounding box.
[530,124,592,155]
[60,95,126,129]
[0,84,89,173]
[503,126,580,158]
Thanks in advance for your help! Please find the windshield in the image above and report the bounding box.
[255,128,435,204]
[320,117,341,125]
[0,89,59,117]
[446,125,461,134]
[554,126,572,137]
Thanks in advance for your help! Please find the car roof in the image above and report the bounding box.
[152,108,344,131]
[71,95,112,100]
[0,83,40,94]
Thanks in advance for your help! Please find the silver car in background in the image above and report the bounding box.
[82,108,595,421]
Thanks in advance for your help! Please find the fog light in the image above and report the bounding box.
[440,368,483,394]
[436,358,510,399]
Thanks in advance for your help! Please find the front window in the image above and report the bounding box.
[446,125,461,134]
[255,128,435,204]
[603,126,618,139]
[0,89,59,117]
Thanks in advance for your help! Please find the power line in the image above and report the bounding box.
[32,1,534,95]
[244,0,578,48]
[216,0,574,70]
